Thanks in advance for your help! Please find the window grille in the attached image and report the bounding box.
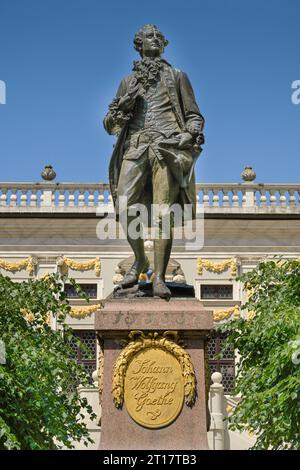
[64,283,97,299]
[69,330,97,384]
[201,284,233,299]
[207,331,235,394]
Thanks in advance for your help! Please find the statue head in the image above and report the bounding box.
[134,24,168,58]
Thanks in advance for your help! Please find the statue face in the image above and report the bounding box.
[141,26,164,58]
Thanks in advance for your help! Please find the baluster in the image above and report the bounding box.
[269,190,277,208]
[222,189,229,208]
[68,190,75,207]
[98,190,105,206]
[212,190,220,208]
[78,190,85,207]
[232,190,239,208]
[30,189,37,208]
[107,193,114,213]
[279,190,286,208]
[88,190,95,207]
[58,189,65,207]
[98,190,105,209]
[203,189,210,208]
[20,190,27,207]
[260,189,267,208]
[0,189,8,207]
[289,190,296,209]
[10,189,17,207]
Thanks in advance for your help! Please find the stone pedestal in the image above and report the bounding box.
[95,298,213,450]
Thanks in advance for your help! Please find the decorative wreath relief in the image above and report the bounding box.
[112,331,197,409]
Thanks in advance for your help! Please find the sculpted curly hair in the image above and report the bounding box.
[133,24,168,56]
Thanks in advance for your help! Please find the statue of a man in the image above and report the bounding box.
[104,24,205,299]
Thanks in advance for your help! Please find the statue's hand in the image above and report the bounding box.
[178,132,193,149]
[118,82,140,112]
[187,122,202,136]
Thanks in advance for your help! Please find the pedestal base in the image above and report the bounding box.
[95,298,213,450]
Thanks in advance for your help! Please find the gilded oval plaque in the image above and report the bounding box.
[124,347,184,429]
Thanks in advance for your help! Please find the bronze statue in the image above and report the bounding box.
[104,24,204,299]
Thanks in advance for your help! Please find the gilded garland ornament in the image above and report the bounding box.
[21,305,102,322]
[213,305,240,322]
[112,331,196,410]
[69,303,102,319]
[197,257,238,277]
[57,255,101,276]
[0,256,37,275]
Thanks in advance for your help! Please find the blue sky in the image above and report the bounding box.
[0,0,299,183]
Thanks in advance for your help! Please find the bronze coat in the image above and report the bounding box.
[104,62,205,220]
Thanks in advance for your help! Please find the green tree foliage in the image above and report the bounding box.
[221,259,300,449]
[0,273,96,450]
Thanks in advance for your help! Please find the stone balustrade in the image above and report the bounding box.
[0,182,299,214]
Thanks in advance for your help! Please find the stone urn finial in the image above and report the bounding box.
[241,166,256,182]
[41,165,56,181]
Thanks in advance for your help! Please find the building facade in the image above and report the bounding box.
[1,178,299,449]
